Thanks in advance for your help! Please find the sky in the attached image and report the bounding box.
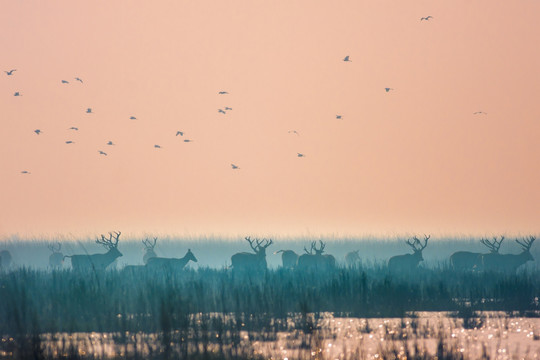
[1,1,539,239]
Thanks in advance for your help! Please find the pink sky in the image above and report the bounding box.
[1,1,539,238]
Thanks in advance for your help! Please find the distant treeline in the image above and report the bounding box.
[1,266,538,336]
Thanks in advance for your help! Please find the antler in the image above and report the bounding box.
[245,236,258,252]
[313,240,326,254]
[257,238,273,249]
[96,231,121,249]
[142,237,157,250]
[516,236,536,251]
[47,242,61,253]
[304,241,315,254]
[480,236,504,253]
[407,235,429,251]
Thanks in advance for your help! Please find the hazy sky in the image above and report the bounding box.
[1,1,539,239]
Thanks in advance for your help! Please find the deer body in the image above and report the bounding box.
[66,231,122,271]
[275,250,299,269]
[345,250,361,267]
[231,237,273,273]
[296,241,336,271]
[388,235,430,272]
[145,249,198,271]
[450,237,504,272]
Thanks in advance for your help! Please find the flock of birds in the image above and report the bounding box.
[6,15,490,176]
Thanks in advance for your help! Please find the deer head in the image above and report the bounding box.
[96,231,122,255]
[47,242,61,254]
[406,234,430,260]
[142,237,157,252]
[480,236,504,253]
[516,236,536,261]
[245,236,273,256]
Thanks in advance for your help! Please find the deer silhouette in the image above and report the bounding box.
[482,236,536,273]
[450,236,503,271]
[388,235,430,272]
[48,242,64,269]
[142,237,158,264]
[231,237,273,273]
[0,250,12,269]
[274,249,299,269]
[345,250,361,267]
[297,241,336,271]
[65,231,122,271]
[145,249,198,271]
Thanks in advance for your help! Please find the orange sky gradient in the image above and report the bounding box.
[1,1,539,239]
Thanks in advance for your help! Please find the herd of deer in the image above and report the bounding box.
[0,233,536,274]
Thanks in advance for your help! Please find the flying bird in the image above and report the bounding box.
[75,77,83,83]
[231,164,239,170]
[34,129,41,135]
[65,141,74,144]
[385,88,394,92]
[297,153,305,157]
[176,131,184,136]
[473,111,487,115]
[154,144,161,149]
[218,109,226,114]
[98,150,107,156]
[86,108,93,113]
[218,91,229,94]
[183,139,193,143]
[336,115,342,119]
[21,170,30,174]
[343,56,351,62]
[61,80,69,84]
[14,92,21,96]
[288,130,300,136]
[224,107,232,111]
[129,116,136,120]
[106,141,114,145]
[68,127,79,131]
[420,16,433,21]
[5,69,16,75]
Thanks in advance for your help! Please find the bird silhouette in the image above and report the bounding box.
[34,129,41,135]
[14,92,21,96]
[218,109,226,114]
[5,69,16,75]
[336,115,342,119]
[176,131,184,136]
[385,88,394,92]
[343,56,351,62]
[183,139,193,143]
[288,130,300,136]
[218,91,229,94]
[106,141,115,145]
[224,107,232,111]
[68,127,79,131]
[86,108,93,113]
[231,164,239,169]
[98,150,107,156]
[130,116,137,120]
[420,16,433,21]
[21,170,30,174]
[61,80,69,84]
[297,153,305,157]
[473,111,487,115]
[154,144,161,149]
[75,77,83,83]
[65,141,74,144]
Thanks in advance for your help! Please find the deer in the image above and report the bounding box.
[48,242,64,269]
[450,236,504,271]
[65,231,122,271]
[145,249,198,271]
[142,237,158,264]
[297,241,336,271]
[231,237,273,273]
[345,250,361,267]
[388,235,430,272]
[0,250,13,269]
[482,236,536,273]
[274,249,299,269]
